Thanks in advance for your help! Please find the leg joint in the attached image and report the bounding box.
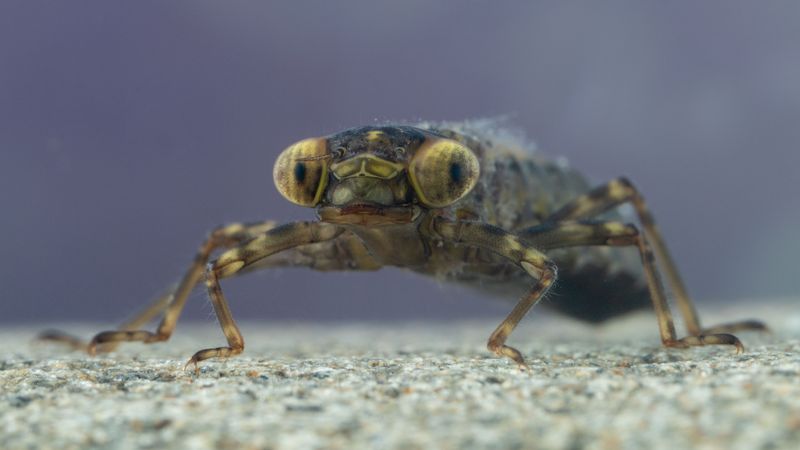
[207,258,244,280]
[614,176,635,190]
[520,258,558,284]
[608,177,638,201]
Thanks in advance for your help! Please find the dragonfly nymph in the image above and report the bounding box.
[46,120,766,370]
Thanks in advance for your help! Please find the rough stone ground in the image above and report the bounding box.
[1,301,798,450]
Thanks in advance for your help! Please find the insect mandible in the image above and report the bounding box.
[43,120,767,370]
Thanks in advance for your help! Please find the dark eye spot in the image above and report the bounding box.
[294,162,306,183]
[449,162,463,185]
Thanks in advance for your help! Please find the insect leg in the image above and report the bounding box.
[543,177,766,336]
[433,217,557,368]
[520,220,743,351]
[85,221,279,353]
[185,221,345,370]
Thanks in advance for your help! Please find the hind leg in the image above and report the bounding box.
[543,178,766,336]
[521,220,743,352]
[38,221,280,352]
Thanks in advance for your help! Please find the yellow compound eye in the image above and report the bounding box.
[408,137,480,208]
[273,138,329,207]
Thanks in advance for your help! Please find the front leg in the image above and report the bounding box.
[433,218,557,368]
[185,221,345,370]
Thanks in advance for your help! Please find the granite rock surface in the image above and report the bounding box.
[1,302,798,450]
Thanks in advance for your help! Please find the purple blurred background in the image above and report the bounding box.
[2,1,798,324]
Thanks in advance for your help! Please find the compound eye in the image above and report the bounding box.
[273,138,329,207]
[408,137,480,208]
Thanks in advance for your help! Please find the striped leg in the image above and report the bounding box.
[39,284,179,351]
[434,218,558,369]
[545,177,766,337]
[520,220,742,352]
[40,221,279,352]
[184,221,345,371]
[86,221,280,354]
